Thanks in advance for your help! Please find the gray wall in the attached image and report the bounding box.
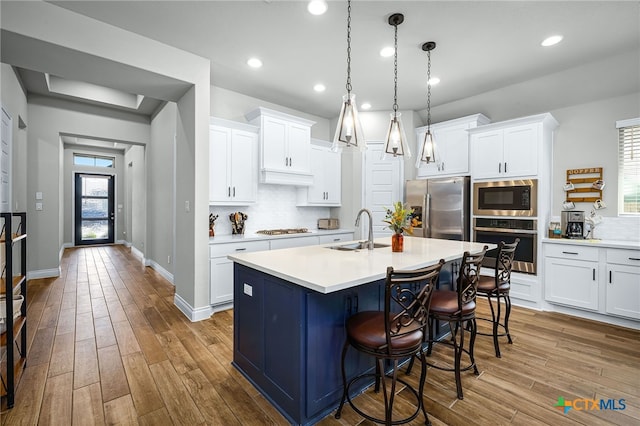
[62,145,126,244]
[26,95,150,273]
[125,145,146,254]
[147,102,177,274]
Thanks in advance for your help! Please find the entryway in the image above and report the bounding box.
[74,173,115,245]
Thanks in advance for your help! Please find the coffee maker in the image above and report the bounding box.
[561,211,585,239]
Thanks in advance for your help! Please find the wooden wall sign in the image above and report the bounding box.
[565,167,603,203]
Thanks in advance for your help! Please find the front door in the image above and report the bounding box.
[75,174,115,245]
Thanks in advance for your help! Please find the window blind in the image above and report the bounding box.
[618,119,640,214]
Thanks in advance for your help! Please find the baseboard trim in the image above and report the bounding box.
[130,246,148,266]
[27,268,60,280]
[149,260,174,285]
[174,293,213,322]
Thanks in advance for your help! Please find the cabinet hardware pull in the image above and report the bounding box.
[442,162,445,171]
[499,163,502,173]
[228,187,231,197]
[235,248,247,251]
[562,251,579,255]
[505,162,508,173]
[233,187,236,197]
[333,238,340,242]
[346,296,352,314]
[609,270,612,283]
[592,269,595,281]
[629,257,640,261]
[354,295,359,312]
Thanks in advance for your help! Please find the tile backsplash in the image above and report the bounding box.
[550,215,640,241]
[209,184,331,235]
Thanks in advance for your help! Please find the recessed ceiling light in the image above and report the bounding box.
[380,46,395,58]
[428,77,440,86]
[247,57,263,68]
[361,103,371,110]
[313,83,326,92]
[307,0,327,15]
[541,35,563,47]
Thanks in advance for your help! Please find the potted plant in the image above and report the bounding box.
[383,201,421,252]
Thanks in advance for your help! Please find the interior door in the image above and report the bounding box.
[75,173,115,245]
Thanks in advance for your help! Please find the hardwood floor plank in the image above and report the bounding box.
[91,297,110,319]
[94,315,117,349]
[148,360,205,425]
[106,298,128,323]
[48,331,75,378]
[74,338,100,389]
[122,303,148,329]
[112,320,141,356]
[28,325,56,367]
[72,383,105,426]
[181,368,241,425]
[39,372,73,425]
[138,407,171,426]
[38,305,60,330]
[130,325,167,365]
[155,330,198,375]
[103,394,139,426]
[121,352,164,416]
[97,344,130,403]
[76,310,95,342]
[56,306,76,335]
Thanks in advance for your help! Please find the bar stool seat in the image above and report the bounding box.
[429,290,476,315]
[346,312,423,354]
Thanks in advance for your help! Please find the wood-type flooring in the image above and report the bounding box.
[1,245,639,425]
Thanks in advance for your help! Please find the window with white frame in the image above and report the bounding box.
[617,118,640,214]
[74,154,114,168]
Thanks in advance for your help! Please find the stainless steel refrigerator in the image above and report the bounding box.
[405,176,470,241]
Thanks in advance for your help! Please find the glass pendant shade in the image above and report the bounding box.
[332,93,365,152]
[420,130,436,163]
[383,113,410,158]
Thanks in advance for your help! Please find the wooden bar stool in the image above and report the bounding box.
[408,247,487,400]
[334,260,444,426]
[476,239,519,358]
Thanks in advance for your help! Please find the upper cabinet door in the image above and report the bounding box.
[502,124,538,178]
[230,129,258,203]
[287,122,311,174]
[209,125,232,202]
[470,130,503,179]
[262,116,288,171]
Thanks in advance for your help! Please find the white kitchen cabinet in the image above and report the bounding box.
[210,240,270,307]
[469,113,558,179]
[606,249,640,319]
[297,143,341,206]
[209,118,258,205]
[416,114,490,178]
[245,107,315,186]
[544,244,599,311]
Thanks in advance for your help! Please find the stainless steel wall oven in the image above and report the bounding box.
[473,179,537,217]
[473,218,537,274]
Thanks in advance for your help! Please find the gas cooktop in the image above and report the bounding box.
[256,228,310,235]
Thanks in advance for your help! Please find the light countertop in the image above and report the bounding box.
[542,238,640,250]
[209,228,354,245]
[228,236,493,294]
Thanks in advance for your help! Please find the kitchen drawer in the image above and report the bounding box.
[318,233,354,245]
[270,236,319,250]
[544,244,599,262]
[209,240,270,258]
[606,248,640,266]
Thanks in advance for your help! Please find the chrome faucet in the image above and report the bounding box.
[355,208,374,250]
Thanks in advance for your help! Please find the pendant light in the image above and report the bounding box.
[418,41,437,165]
[332,0,365,151]
[383,13,410,158]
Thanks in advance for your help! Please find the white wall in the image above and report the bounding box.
[147,102,177,273]
[62,145,126,244]
[125,145,146,254]
[26,95,150,274]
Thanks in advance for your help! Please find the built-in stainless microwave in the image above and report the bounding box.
[473,179,537,217]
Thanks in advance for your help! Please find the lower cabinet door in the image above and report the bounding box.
[606,264,640,319]
[544,257,599,311]
[210,256,233,305]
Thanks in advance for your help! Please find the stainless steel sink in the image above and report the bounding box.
[327,241,390,251]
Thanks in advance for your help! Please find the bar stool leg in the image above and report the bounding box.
[493,293,502,358]
[335,340,350,419]
[418,351,431,426]
[505,293,513,344]
[468,318,479,376]
[454,323,464,399]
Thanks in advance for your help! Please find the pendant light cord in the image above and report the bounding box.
[427,49,432,130]
[392,22,399,117]
[346,0,352,94]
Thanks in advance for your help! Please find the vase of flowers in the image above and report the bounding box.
[384,201,420,252]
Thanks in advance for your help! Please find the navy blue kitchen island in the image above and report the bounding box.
[229,237,492,425]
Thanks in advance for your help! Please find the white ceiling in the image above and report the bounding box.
[20,1,640,120]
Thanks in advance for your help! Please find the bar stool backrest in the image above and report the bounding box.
[383,260,445,353]
[456,247,488,308]
[495,239,519,288]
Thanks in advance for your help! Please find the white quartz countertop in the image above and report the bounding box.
[542,238,640,250]
[228,236,493,294]
[209,228,354,245]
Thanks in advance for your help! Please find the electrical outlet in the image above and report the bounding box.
[184,201,190,212]
[167,255,171,264]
